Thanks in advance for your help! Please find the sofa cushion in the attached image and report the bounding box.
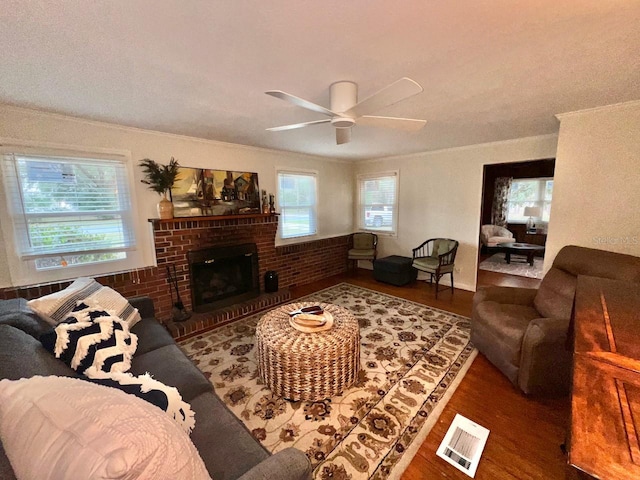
[84,368,195,434]
[0,325,78,381]
[131,317,175,356]
[40,303,138,374]
[534,268,577,319]
[27,277,141,328]
[189,391,269,479]
[473,301,540,367]
[130,344,213,402]
[0,299,51,339]
[0,376,211,480]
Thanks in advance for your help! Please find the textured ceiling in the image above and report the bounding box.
[1,1,639,160]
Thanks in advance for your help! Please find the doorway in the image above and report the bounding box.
[477,159,555,287]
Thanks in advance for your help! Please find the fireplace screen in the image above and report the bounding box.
[188,243,259,313]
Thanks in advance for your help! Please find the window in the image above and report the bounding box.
[1,151,139,285]
[506,178,553,223]
[358,171,398,233]
[277,171,317,239]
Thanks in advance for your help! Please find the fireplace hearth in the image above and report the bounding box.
[188,243,259,313]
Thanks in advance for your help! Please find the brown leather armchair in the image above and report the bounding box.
[471,245,640,395]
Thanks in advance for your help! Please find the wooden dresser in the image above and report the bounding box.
[570,276,640,479]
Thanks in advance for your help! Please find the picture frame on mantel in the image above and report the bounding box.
[171,167,261,217]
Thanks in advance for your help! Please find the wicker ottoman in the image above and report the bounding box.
[373,255,418,286]
[256,302,360,401]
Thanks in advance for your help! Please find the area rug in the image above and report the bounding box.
[479,252,544,279]
[180,283,476,480]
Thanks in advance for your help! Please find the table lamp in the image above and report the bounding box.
[524,206,542,232]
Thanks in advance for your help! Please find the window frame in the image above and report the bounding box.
[276,169,318,241]
[506,177,554,224]
[357,170,399,235]
[0,141,144,286]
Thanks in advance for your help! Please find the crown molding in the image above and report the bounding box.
[555,99,640,120]
[358,133,558,164]
[0,103,352,165]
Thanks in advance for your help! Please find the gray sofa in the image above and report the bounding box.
[0,296,311,480]
[472,245,640,395]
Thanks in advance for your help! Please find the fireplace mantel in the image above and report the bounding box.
[148,212,278,225]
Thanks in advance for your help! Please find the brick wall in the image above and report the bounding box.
[0,214,350,322]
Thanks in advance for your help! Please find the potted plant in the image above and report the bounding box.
[139,157,181,219]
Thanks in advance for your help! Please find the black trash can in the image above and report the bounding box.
[264,270,279,293]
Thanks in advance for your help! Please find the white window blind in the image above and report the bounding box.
[358,172,398,233]
[2,153,136,271]
[506,178,553,223]
[277,171,317,239]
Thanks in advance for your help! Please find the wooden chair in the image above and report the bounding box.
[347,233,378,270]
[411,238,459,298]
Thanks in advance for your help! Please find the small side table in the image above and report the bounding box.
[256,302,360,401]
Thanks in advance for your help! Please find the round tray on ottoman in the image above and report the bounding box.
[256,302,360,401]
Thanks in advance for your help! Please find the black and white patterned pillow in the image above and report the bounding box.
[83,368,196,434]
[40,303,138,374]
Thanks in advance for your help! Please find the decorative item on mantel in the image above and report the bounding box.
[269,194,276,214]
[261,189,269,214]
[139,157,181,220]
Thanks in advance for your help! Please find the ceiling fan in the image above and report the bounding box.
[265,77,426,145]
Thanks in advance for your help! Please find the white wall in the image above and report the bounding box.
[0,105,353,288]
[354,135,559,292]
[545,101,640,267]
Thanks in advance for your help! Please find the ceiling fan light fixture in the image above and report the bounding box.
[265,77,426,145]
[331,116,356,128]
[330,81,358,113]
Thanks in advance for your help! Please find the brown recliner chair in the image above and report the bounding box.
[471,245,640,395]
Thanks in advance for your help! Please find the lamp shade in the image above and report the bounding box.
[523,206,542,217]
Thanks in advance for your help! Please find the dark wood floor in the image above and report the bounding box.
[290,268,578,480]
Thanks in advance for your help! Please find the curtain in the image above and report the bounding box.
[491,177,512,227]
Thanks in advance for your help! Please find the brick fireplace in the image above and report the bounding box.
[0,213,350,337]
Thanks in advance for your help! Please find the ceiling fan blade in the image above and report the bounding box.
[265,90,337,117]
[266,119,331,131]
[336,127,351,145]
[358,116,426,131]
[346,77,423,118]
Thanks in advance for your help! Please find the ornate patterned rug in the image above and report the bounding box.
[180,283,476,479]
[479,252,544,279]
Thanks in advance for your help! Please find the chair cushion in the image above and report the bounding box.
[487,236,514,246]
[348,248,376,259]
[412,257,439,272]
[352,233,375,250]
[474,301,540,367]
